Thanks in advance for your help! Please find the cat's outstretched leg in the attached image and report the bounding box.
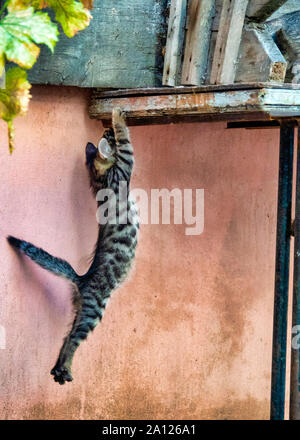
[112,108,130,144]
[50,289,103,384]
[50,330,78,384]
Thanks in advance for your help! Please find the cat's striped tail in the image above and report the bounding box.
[7,236,79,283]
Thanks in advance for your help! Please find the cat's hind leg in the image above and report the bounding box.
[51,289,103,384]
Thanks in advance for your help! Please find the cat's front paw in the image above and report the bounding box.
[51,364,73,385]
[112,108,126,125]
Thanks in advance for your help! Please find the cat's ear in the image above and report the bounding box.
[98,138,112,159]
[86,142,97,163]
[86,142,96,153]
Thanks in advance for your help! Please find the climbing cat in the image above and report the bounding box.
[7,108,139,384]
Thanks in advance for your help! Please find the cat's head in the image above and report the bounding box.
[86,128,117,186]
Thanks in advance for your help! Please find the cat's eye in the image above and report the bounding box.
[98,138,112,160]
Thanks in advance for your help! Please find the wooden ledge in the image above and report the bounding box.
[89,83,300,126]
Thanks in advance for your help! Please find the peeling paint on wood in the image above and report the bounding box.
[210,0,249,85]
[89,85,300,125]
[181,0,215,85]
[163,0,187,86]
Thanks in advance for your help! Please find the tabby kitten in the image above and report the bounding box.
[7,108,139,384]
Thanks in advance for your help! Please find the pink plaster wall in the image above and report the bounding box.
[0,86,280,419]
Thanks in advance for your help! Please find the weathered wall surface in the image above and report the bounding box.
[0,86,279,419]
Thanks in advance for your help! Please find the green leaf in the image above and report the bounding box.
[0,67,31,153]
[7,0,92,38]
[7,0,50,11]
[0,7,58,68]
[48,0,92,38]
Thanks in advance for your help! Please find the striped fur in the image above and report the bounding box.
[8,109,139,384]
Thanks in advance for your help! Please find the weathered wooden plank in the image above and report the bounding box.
[236,27,287,82]
[265,7,300,82]
[211,0,223,30]
[101,112,273,127]
[267,0,300,20]
[163,0,187,86]
[276,27,300,82]
[106,111,283,126]
[206,0,221,84]
[89,87,300,126]
[247,1,275,17]
[27,0,300,88]
[210,0,249,85]
[92,82,300,98]
[209,1,299,84]
[205,30,217,84]
[250,0,288,22]
[181,0,215,85]
[28,0,168,88]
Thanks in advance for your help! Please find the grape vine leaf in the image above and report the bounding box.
[0,67,31,153]
[0,7,58,69]
[7,0,49,10]
[8,0,92,38]
[47,0,92,37]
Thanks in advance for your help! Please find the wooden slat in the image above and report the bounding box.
[276,28,300,83]
[212,0,223,31]
[181,0,215,85]
[163,0,187,86]
[93,82,300,99]
[250,0,288,22]
[101,112,271,126]
[210,0,249,85]
[267,0,300,20]
[89,87,300,125]
[247,0,278,18]
[236,27,287,82]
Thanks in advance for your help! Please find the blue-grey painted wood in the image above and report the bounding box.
[28,0,168,88]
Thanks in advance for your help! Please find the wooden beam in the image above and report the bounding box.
[89,86,300,125]
[267,0,300,20]
[181,0,215,85]
[250,0,289,22]
[236,27,287,82]
[92,82,300,99]
[276,28,300,61]
[163,0,187,86]
[276,28,300,82]
[210,0,249,85]
[28,0,167,88]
